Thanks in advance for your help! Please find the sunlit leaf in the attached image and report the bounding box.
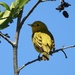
[16,0,29,9]
[0,10,12,30]
[0,0,29,30]
[0,12,4,17]
[9,2,17,18]
[10,0,29,18]
[10,2,17,10]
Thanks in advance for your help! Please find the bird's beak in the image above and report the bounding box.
[28,24,32,27]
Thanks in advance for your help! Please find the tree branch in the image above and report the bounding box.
[13,8,24,75]
[17,8,24,26]
[42,0,56,1]
[51,44,75,55]
[19,0,41,29]
[18,44,75,71]
[18,57,42,72]
[0,31,14,46]
[18,0,56,29]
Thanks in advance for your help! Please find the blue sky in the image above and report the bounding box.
[0,0,75,75]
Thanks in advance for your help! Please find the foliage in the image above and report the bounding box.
[0,0,29,30]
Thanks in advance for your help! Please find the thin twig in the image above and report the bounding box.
[18,57,42,72]
[17,8,24,26]
[18,44,75,71]
[42,0,56,1]
[50,44,75,58]
[61,50,67,58]
[18,0,56,29]
[19,0,41,28]
[0,32,14,46]
[52,44,75,54]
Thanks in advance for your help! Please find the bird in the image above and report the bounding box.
[28,21,55,61]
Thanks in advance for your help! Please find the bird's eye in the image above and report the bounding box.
[37,24,39,26]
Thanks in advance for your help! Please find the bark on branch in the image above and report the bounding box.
[0,31,14,46]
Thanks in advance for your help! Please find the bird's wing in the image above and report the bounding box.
[32,32,53,54]
[32,32,43,53]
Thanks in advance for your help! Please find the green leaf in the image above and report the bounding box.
[0,2,10,10]
[10,2,17,10]
[10,0,29,18]
[16,0,29,9]
[0,0,29,30]
[10,2,20,18]
[0,12,4,17]
[0,10,12,30]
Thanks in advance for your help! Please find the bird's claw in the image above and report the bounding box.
[38,54,42,61]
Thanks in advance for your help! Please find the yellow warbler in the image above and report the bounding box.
[29,21,55,61]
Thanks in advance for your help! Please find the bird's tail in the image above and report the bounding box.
[42,52,49,61]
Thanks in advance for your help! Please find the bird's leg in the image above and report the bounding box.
[53,45,56,51]
[49,44,56,56]
[52,43,56,52]
[38,54,42,61]
[38,53,41,57]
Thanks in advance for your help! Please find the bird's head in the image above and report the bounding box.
[28,21,48,33]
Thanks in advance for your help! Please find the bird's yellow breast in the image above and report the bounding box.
[32,32,54,54]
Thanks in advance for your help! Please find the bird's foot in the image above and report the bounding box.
[38,54,42,61]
